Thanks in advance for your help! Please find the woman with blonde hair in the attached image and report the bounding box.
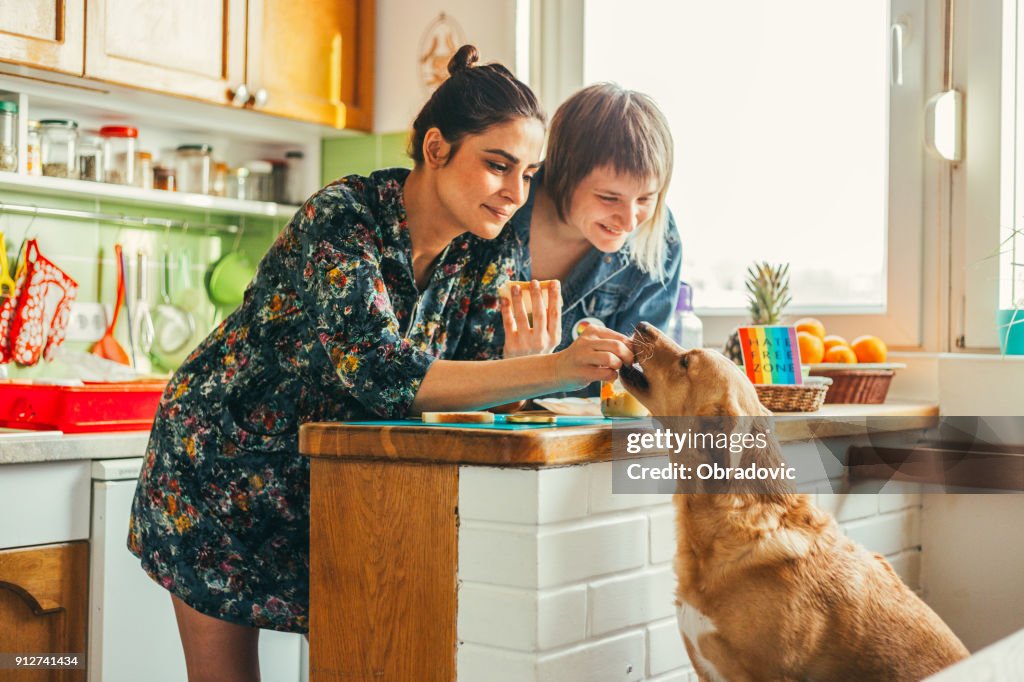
[501,83,682,364]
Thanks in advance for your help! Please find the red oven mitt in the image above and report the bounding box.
[0,239,79,366]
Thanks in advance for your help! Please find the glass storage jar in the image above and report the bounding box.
[153,164,176,191]
[245,160,273,201]
[227,166,251,200]
[134,151,153,190]
[40,119,80,179]
[26,121,41,176]
[175,144,213,194]
[284,150,305,204]
[100,125,138,185]
[268,158,288,203]
[211,161,229,197]
[0,101,17,172]
[77,132,105,181]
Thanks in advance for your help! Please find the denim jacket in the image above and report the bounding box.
[505,171,683,394]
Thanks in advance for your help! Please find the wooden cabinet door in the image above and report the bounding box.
[246,0,375,130]
[84,0,247,104]
[0,0,84,75]
[0,542,88,682]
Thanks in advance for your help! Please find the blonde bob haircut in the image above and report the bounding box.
[543,83,675,281]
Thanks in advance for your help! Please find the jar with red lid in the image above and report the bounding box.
[100,125,138,185]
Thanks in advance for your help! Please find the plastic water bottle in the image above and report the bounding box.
[666,282,703,349]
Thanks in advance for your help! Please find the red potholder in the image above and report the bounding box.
[0,239,79,366]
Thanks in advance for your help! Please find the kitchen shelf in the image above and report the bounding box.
[0,171,300,220]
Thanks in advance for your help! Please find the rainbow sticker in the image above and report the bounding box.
[738,326,803,385]
[572,317,606,340]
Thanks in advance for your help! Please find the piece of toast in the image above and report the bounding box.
[422,411,496,424]
[497,280,558,317]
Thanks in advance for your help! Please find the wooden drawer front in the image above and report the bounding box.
[0,461,90,550]
[0,542,88,682]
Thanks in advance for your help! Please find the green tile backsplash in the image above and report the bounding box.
[321,131,412,184]
[0,188,283,379]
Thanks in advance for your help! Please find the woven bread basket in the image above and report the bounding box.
[810,368,894,404]
[755,377,831,412]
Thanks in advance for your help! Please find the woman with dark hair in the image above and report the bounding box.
[128,46,634,681]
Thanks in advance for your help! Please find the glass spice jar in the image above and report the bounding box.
[134,151,153,190]
[26,121,41,176]
[227,166,251,200]
[77,132,105,182]
[175,144,213,194]
[0,101,18,172]
[211,161,229,197]
[39,119,80,179]
[284,150,305,204]
[153,164,176,191]
[245,160,273,202]
[100,125,138,185]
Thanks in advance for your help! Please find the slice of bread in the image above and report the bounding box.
[600,382,650,418]
[422,411,496,424]
[497,280,558,317]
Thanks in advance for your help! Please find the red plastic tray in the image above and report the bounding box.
[0,380,167,433]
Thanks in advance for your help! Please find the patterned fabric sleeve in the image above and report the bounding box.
[451,231,518,361]
[290,199,437,419]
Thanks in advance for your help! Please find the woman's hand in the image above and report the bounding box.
[501,280,563,358]
[552,327,635,391]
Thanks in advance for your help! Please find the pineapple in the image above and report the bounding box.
[722,262,792,364]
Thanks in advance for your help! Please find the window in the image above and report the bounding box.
[532,0,930,347]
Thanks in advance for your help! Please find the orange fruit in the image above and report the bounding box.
[823,345,857,363]
[797,330,825,364]
[850,335,888,363]
[794,317,826,340]
[822,334,848,352]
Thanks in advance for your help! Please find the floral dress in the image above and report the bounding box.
[128,168,515,633]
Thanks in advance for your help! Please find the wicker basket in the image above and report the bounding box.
[755,378,831,412]
[810,368,894,404]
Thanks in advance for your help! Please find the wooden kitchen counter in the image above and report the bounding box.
[300,400,939,466]
[299,401,938,682]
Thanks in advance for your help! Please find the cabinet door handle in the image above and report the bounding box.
[254,89,269,107]
[229,83,250,106]
[891,21,907,86]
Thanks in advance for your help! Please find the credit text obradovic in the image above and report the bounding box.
[623,429,796,481]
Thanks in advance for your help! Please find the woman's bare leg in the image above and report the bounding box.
[171,594,261,682]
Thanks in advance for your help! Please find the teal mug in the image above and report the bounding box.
[997,309,1024,355]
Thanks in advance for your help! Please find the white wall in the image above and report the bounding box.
[919,354,1024,652]
[373,0,520,133]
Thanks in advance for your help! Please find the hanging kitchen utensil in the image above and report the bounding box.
[132,250,155,371]
[121,248,137,369]
[0,238,79,366]
[90,244,131,366]
[0,231,16,298]
[205,233,256,325]
[150,248,196,371]
[174,250,204,314]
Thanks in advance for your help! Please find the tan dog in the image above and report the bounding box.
[619,322,968,681]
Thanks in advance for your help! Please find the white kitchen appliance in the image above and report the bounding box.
[89,457,308,681]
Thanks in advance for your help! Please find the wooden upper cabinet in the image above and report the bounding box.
[0,0,85,75]
[246,0,375,130]
[84,0,247,104]
[0,542,88,682]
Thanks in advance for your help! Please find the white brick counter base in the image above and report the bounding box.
[456,464,923,682]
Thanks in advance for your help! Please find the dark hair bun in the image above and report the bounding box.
[448,44,480,76]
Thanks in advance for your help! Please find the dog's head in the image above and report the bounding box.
[620,322,770,418]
